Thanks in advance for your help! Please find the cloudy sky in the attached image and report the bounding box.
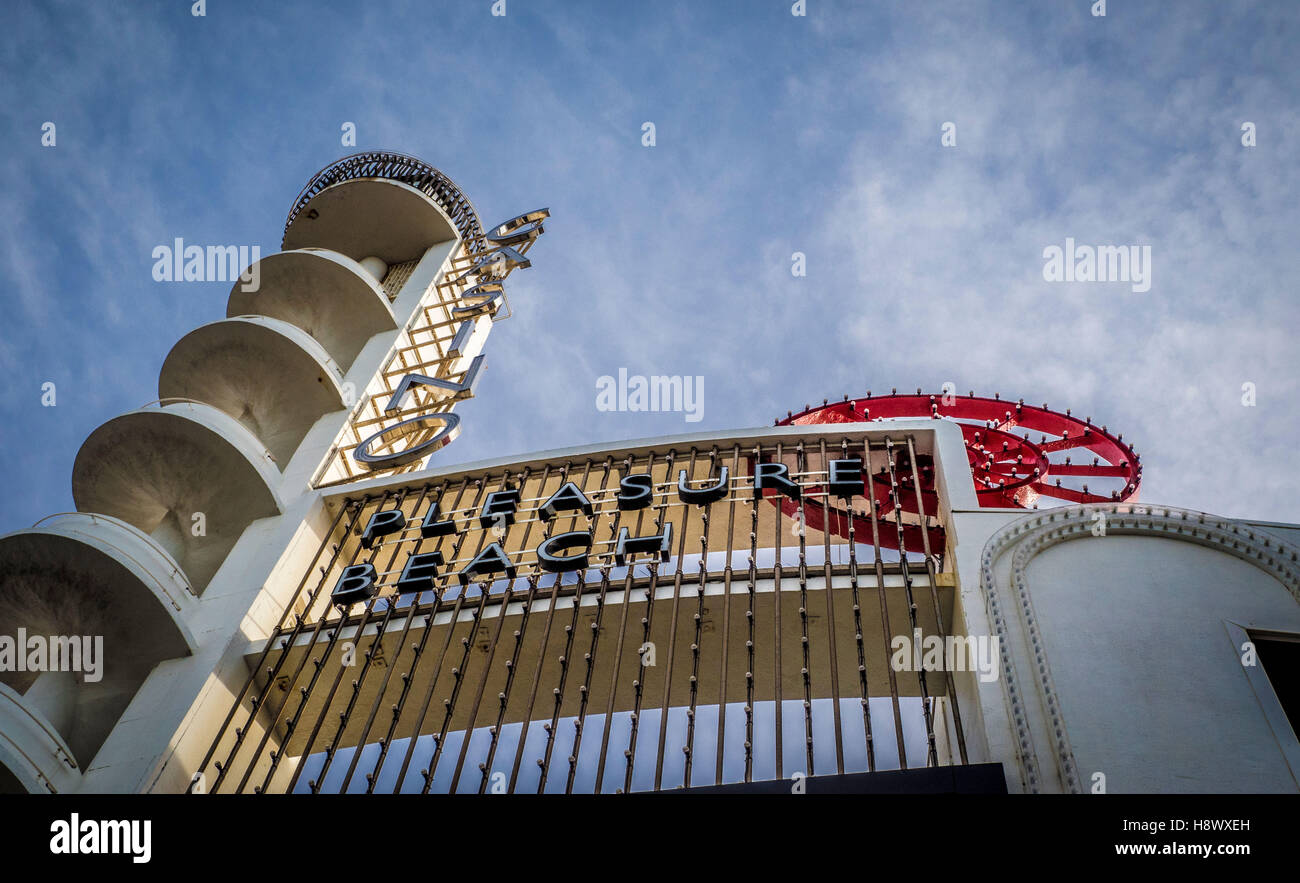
[0,0,1296,535]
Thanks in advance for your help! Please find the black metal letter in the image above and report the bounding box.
[678,466,729,505]
[828,459,864,500]
[457,542,517,587]
[419,501,456,538]
[617,473,654,511]
[361,509,406,550]
[395,551,445,595]
[331,563,377,606]
[537,531,592,573]
[753,461,801,500]
[614,523,673,566]
[539,481,594,520]
[480,489,522,528]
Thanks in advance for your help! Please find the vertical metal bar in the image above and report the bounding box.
[744,444,760,783]
[619,570,659,791]
[593,564,635,793]
[715,443,740,786]
[535,458,596,792]
[470,464,542,789]
[475,574,538,793]
[794,441,815,777]
[380,478,472,790]
[445,576,510,793]
[565,455,618,793]
[594,452,651,794]
[682,446,717,788]
[883,437,937,767]
[423,578,488,791]
[449,468,528,792]
[819,438,846,775]
[905,434,969,766]
[652,448,695,791]
[845,438,874,772]
[622,449,676,793]
[863,440,909,768]
[772,441,784,780]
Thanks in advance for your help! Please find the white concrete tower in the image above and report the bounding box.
[0,152,546,793]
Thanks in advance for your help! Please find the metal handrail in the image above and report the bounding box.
[283,151,486,253]
[26,512,195,602]
[133,399,277,465]
[0,685,79,774]
[136,396,207,410]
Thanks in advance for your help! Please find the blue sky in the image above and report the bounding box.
[1,0,1297,534]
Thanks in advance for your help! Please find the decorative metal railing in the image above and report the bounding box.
[191,429,974,794]
[283,151,487,253]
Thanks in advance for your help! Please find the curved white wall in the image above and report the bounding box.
[1024,532,1300,792]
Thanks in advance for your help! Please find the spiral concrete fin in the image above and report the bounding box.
[0,514,195,783]
[282,177,457,264]
[159,316,346,469]
[71,402,284,594]
[226,248,397,371]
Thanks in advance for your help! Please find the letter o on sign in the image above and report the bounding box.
[354,413,462,469]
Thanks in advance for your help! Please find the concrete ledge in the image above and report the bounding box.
[282,178,458,265]
[0,522,195,773]
[160,316,346,468]
[227,248,397,371]
[71,402,284,593]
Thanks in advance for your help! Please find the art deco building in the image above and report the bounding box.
[1,153,1297,795]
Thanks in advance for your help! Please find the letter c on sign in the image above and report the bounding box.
[537,531,593,573]
[354,413,462,469]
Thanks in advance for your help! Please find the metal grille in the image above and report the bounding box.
[379,259,419,303]
[193,431,971,794]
